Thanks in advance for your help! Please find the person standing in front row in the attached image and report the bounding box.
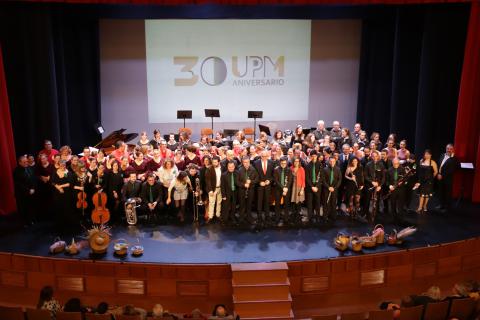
[221,161,238,225]
[236,157,259,225]
[436,143,459,212]
[254,151,274,224]
[322,156,342,223]
[205,156,223,223]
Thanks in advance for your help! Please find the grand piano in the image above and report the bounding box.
[94,128,138,154]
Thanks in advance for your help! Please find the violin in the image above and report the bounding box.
[76,177,88,213]
[91,190,110,224]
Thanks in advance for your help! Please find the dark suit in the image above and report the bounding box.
[322,165,342,220]
[254,159,274,218]
[140,181,163,220]
[221,171,238,222]
[273,166,293,222]
[437,154,459,208]
[364,160,386,220]
[236,165,259,223]
[385,166,407,220]
[122,180,142,200]
[13,166,37,224]
[305,161,324,219]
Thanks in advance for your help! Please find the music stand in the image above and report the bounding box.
[258,124,271,136]
[205,109,220,138]
[177,110,192,128]
[248,111,263,141]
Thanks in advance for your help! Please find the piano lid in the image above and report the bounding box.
[94,128,138,149]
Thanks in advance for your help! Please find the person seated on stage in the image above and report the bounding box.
[137,131,152,149]
[290,125,305,147]
[199,135,211,149]
[149,129,163,149]
[313,120,330,141]
[130,150,148,181]
[302,133,317,154]
[179,131,192,148]
[59,145,73,164]
[352,122,362,140]
[174,149,186,171]
[256,131,270,145]
[167,171,192,223]
[147,148,163,174]
[357,130,369,148]
[38,139,59,164]
[110,140,129,163]
[234,130,249,147]
[209,304,234,320]
[37,286,61,320]
[329,120,342,145]
[273,130,288,153]
[166,133,178,151]
[185,145,202,168]
[140,173,164,224]
[79,147,92,168]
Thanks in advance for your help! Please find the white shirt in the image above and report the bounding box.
[440,154,450,171]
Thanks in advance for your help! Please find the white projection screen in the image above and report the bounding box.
[100,19,361,137]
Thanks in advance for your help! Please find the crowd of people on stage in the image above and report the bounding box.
[12,120,459,230]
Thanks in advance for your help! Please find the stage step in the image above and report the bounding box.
[231,262,293,320]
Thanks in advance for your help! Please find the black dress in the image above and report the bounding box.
[344,166,364,201]
[417,161,434,197]
[51,170,76,230]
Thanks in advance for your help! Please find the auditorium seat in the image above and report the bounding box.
[311,314,337,320]
[448,298,477,319]
[85,313,113,320]
[56,311,83,320]
[178,127,193,136]
[116,315,143,320]
[0,306,24,320]
[423,301,449,320]
[243,127,254,142]
[397,305,423,319]
[367,309,392,320]
[26,308,51,320]
[341,311,367,320]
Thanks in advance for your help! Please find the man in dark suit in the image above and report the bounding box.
[386,158,407,224]
[221,161,238,225]
[436,144,459,211]
[13,155,37,226]
[273,157,293,225]
[364,150,385,222]
[140,173,163,224]
[322,156,342,222]
[236,157,259,224]
[305,151,323,223]
[122,172,142,201]
[254,150,274,223]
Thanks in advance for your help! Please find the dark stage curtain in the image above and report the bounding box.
[454,1,480,202]
[356,5,469,157]
[0,45,17,215]
[0,6,101,156]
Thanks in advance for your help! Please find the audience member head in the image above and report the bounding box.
[63,298,82,312]
[96,302,108,314]
[37,286,54,308]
